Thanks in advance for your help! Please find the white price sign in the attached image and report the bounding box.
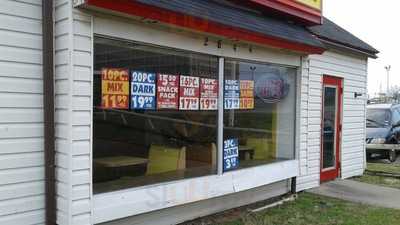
[179,97,199,110]
[224,98,239,109]
[200,98,217,110]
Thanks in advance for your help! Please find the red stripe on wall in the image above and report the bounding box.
[85,0,325,54]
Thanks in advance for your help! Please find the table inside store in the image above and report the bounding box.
[239,146,255,160]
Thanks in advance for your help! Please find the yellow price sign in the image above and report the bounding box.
[296,0,322,10]
[101,68,130,109]
[240,98,254,110]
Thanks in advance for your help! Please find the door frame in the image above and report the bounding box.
[320,75,343,183]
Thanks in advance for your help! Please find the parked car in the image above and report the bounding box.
[366,104,400,162]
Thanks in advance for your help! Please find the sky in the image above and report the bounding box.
[323,0,400,97]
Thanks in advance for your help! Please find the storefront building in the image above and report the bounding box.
[0,0,378,225]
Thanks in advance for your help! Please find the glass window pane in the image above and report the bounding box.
[366,109,391,127]
[222,60,296,171]
[392,109,400,125]
[93,37,218,193]
[322,87,337,169]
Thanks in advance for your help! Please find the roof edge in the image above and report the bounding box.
[316,36,378,59]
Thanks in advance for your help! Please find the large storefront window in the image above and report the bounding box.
[93,37,219,193]
[93,37,297,193]
[222,60,296,171]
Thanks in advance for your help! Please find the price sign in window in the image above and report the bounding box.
[93,37,221,193]
[223,138,239,171]
[200,78,218,110]
[179,75,200,110]
[131,71,156,110]
[101,68,129,109]
[224,80,240,109]
[240,80,254,109]
[157,74,179,110]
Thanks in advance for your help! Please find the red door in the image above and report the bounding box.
[320,75,342,182]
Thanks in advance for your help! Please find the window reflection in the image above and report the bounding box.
[92,37,298,193]
[223,60,296,170]
[93,37,218,193]
[322,87,336,169]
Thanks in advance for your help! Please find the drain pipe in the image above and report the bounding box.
[42,0,56,224]
[290,177,297,194]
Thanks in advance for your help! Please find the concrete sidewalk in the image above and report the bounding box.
[307,179,400,209]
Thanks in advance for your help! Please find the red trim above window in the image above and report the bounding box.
[84,0,325,54]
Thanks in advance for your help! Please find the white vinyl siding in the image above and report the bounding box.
[297,50,368,191]
[55,0,93,224]
[0,0,45,225]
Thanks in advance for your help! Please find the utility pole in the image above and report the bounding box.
[385,65,391,94]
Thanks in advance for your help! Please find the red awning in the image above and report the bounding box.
[81,0,325,54]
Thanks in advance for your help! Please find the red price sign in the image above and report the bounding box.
[157,74,179,109]
[200,78,218,98]
[180,75,199,88]
[179,76,200,110]
[101,68,129,109]
[200,78,218,110]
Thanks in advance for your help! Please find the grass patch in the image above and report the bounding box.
[366,162,400,174]
[221,193,400,225]
[353,163,400,189]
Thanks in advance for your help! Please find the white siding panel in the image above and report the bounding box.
[0,138,43,154]
[0,152,44,170]
[71,10,93,221]
[72,184,91,200]
[0,77,43,94]
[0,61,42,79]
[0,167,44,185]
[0,195,44,217]
[0,45,42,64]
[297,50,368,191]
[0,209,45,225]
[0,108,43,123]
[72,140,91,155]
[74,66,92,81]
[0,1,45,223]
[0,13,42,35]
[54,4,94,224]
[0,93,43,108]
[0,181,44,201]
[0,29,42,50]
[0,1,41,20]
[73,96,91,110]
[54,1,73,224]
[0,123,43,139]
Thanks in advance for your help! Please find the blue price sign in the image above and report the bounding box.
[224,80,240,109]
[223,138,239,171]
[131,71,156,109]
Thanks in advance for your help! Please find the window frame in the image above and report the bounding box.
[92,37,299,183]
[91,29,300,223]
